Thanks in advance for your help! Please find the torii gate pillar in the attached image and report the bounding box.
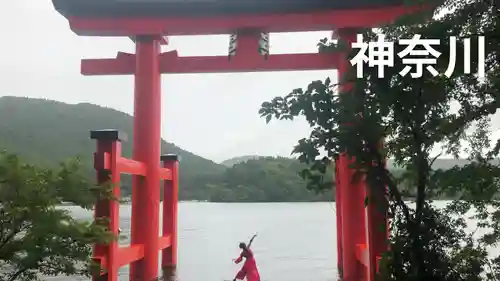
[336,29,368,281]
[129,36,163,281]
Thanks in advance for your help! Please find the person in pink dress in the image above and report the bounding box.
[233,234,260,281]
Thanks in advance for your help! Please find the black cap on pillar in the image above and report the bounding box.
[161,154,180,162]
[90,129,128,142]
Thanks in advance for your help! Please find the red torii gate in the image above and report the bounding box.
[51,1,423,281]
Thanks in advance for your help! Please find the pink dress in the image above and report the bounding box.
[234,248,261,281]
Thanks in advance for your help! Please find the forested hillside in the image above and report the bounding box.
[0,96,225,198]
[0,97,328,202]
[0,97,483,202]
[220,155,260,166]
[200,157,332,202]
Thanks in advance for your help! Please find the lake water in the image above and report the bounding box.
[55,201,497,281]
[63,202,339,281]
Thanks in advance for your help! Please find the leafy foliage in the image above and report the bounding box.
[260,0,500,280]
[0,151,113,281]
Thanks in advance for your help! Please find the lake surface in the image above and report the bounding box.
[55,201,496,281]
[63,202,339,281]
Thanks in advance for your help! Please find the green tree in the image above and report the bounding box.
[260,0,500,280]
[0,151,113,281]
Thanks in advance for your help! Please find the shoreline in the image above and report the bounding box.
[58,199,454,207]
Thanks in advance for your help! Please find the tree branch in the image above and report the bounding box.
[7,267,29,281]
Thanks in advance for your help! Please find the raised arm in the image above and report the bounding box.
[234,254,243,264]
[247,234,257,248]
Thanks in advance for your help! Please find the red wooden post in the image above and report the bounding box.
[161,154,180,278]
[335,158,343,277]
[365,187,388,281]
[130,35,162,281]
[90,129,126,281]
[337,29,366,281]
[365,142,389,281]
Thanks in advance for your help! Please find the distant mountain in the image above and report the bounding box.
[1,96,489,202]
[206,156,332,202]
[226,155,491,171]
[220,155,261,166]
[386,158,500,170]
[0,97,328,202]
[0,96,226,198]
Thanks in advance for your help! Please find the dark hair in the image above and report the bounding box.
[239,242,246,249]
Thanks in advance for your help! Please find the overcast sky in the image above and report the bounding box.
[0,0,339,163]
[2,1,499,163]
